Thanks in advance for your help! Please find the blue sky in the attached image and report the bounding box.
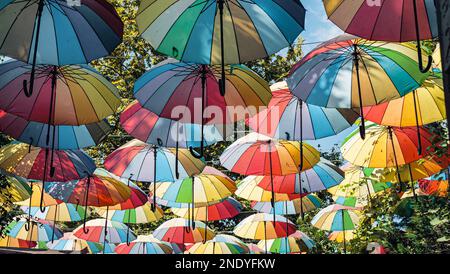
[296,1,356,152]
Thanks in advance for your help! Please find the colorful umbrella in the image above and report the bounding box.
[362,77,445,154]
[0,109,111,150]
[212,234,249,253]
[236,177,302,202]
[247,81,359,140]
[257,231,315,254]
[171,197,242,221]
[323,0,437,72]
[328,231,355,243]
[73,219,136,253]
[7,218,63,243]
[133,59,271,157]
[97,202,163,224]
[20,203,87,223]
[47,233,103,254]
[121,100,227,149]
[115,235,173,254]
[311,205,360,253]
[105,139,205,209]
[136,0,305,95]
[255,159,344,194]
[233,213,296,254]
[0,235,36,248]
[0,61,121,125]
[251,195,322,215]
[187,239,248,255]
[153,218,215,245]
[287,35,430,138]
[0,0,123,96]
[419,172,448,197]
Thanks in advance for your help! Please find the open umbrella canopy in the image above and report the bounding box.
[151,167,236,206]
[171,197,242,221]
[96,202,163,224]
[47,233,103,254]
[187,239,248,255]
[287,35,430,109]
[0,0,123,65]
[6,218,63,242]
[328,231,355,243]
[236,177,303,202]
[362,78,445,127]
[152,218,215,244]
[0,236,36,248]
[212,234,249,252]
[257,231,315,254]
[0,61,121,125]
[133,59,271,124]
[323,0,438,42]
[0,142,96,182]
[247,81,359,140]
[251,195,322,215]
[233,213,296,240]
[255,159,344,194]
[115,235,173,254]
[121,100,227,148]
[20,203,88,222]
[104,139,205,182]
[311,205,360,232]
[0,174,31,203]
[341,123,435,168]
[73,219,136,244]
[0,109,111,150]
[419,172,449,197]
[220,133,320,176]
[15,183,61,208]
[136,0,305,65]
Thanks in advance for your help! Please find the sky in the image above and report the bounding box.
[295,1,356,152]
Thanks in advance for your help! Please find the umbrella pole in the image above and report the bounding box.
[190,65,207,159]
[412,90,423,155]
[40,148,50,212]
[388,127,404,192]
[284,202,288,255]
[191,176,196,230]
[342,210,346,254]
[299,101,305,220]
[23,0,44,97]
[408,165,418,201]
[264,220,267,254]
[218,0,226,96]
[82,176,91,234]
[152,146,157,212]
[353,44,366,140]
[25,182,33,231]
[51,204,58,243]
[412,0,432,73]
[48,66,58,178]
[126,176,132,246]
[175,122,180,179]
[103,206,109,254]
[268,140,276,224]
[365,180,372,206]
[204,208,208,243]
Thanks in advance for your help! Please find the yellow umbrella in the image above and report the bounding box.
[96,202,163,224]
[186,239,249,255]
[0,235,36,248]
[328,231,355,243]
[236,176,302,202]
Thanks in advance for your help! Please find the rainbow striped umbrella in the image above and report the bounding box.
[257,231,315,254]
[236,177,302,202]
[212,234,249,253]
[0,174,31,203]
[0,109,111,150]
[20,203,87,222]
[323,0,437,72]
[115,235,173,255]
[251,195,322,215]
[97,203,163,224]
[0,0,123,96]
[47,233,103,254]
[234,213,296,254]
[187,239,248,255]
[247,81,359,141]
[121,100,227,149]
[105,139,205,209]
[73,219,136,253]
[311,205,360,253]
[7,218,63,243]
[153,218,215,245]
[255,159,344,194]
[287,35,430,139]
[0,236,36,249]
[0,61,121,125]
[171,197,242,221]
[16,184,62,222]
[133,59,270,157]
[136,0,305,95]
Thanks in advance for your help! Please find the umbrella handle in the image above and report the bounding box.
[175,136,180,179]
[82,176,91,234]
[39,181,46,213]
[412,0,432,73]
[189,145,204,159]
[126,226,131,246]
[218,0,226,97]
